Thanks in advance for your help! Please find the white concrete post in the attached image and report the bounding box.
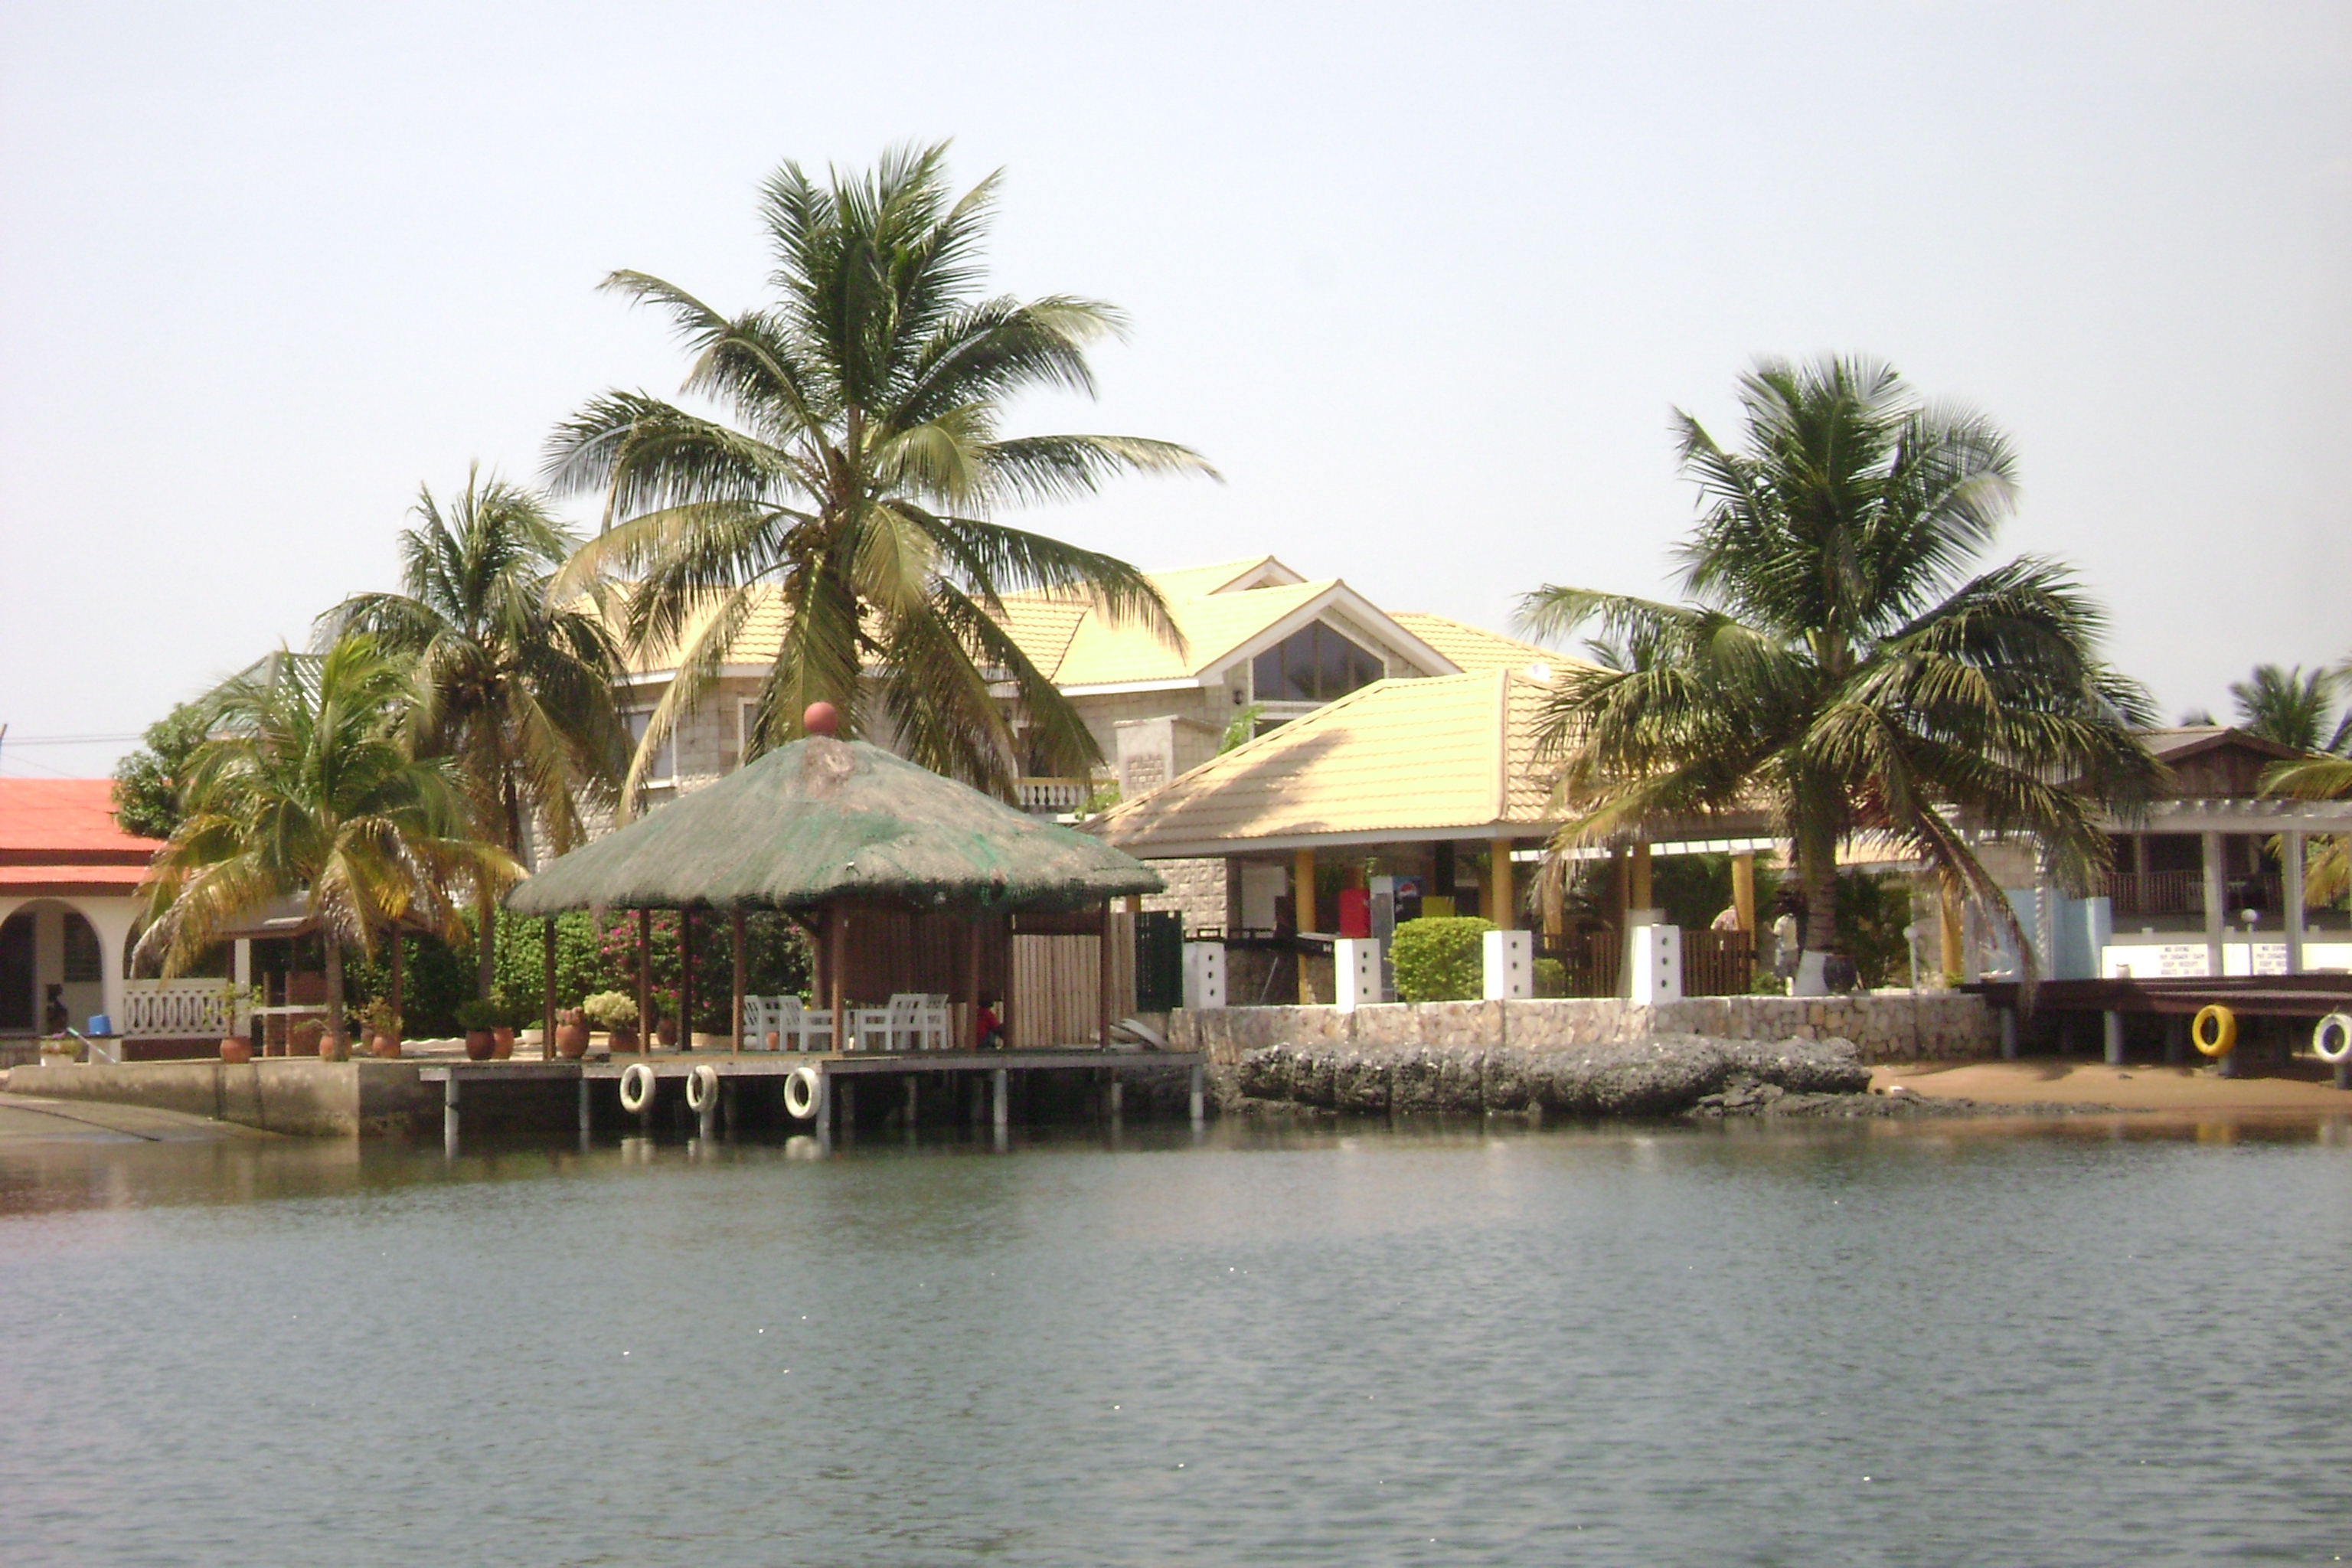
[1189,1063,1206,1126]
[2102,1011,2125,1066]
[1182,942,1226,1011]
[1625,923,1684,1004]
[1482,929,1532,1000]
[1334,938,1382,1012]
[233,939,253,1037]
[2283,830,2305,975]
[2202,830,2226,978]
[992,1067,1009,1129]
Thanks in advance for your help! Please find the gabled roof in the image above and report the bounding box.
[1388,613,1570,676]
[2138,726,2306,765]
[1090,671,1561,858]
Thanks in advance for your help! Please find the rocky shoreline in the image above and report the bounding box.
[1225,1033,2122,1121]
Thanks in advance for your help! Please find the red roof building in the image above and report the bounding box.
[1,780,161,1044]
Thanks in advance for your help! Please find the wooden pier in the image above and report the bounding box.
[420,1047,1207,1155]
[1965,975,2352,1081]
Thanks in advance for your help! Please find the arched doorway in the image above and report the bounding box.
[0,902,114,1038]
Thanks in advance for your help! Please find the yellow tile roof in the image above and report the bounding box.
[1092,671,1563,854]
[1036,577,1338,686]
[1389,613,1571,675]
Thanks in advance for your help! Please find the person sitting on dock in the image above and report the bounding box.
[975,994,1004,1050]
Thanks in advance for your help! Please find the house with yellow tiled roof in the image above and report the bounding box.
[607,555,1562,818]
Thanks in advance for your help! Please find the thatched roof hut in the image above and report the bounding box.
[506,734,1161,916]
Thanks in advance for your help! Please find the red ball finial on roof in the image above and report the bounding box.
[802,701,839,738]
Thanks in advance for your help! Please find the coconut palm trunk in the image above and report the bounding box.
[323,932,347,1055]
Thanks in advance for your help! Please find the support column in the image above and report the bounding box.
[1294,848,1317,1004]
[1731,852,1757,934]
[635,906,652,1052]
[730,910,746,1055]
[2283,830,2306,975]
[992,1067,1009,1129]
[1189,1063,1206,1126]
[904,1073,918,1129]
[2103,1010,2125,1066]
[577,1073,592,1138]
[542,918,557,1060]
[828,903,847,1053]
[443,1073,460,1158]
[233,939,253,1041]
[1938,880,1964,984]
[1099,898,1114,1049]
[1490,838,1515,930]
[2201,831,2226,978]
[2000,1006,2018,1060]
[680,908,695,1049]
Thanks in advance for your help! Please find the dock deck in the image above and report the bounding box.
[418,1047,1207,1153]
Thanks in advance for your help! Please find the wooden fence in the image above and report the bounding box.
[1008,914,1136,1048]
[1537,926,1753,998]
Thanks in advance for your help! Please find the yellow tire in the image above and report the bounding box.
[2190,1004,2236,1059]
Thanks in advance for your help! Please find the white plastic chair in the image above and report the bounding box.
[782,995,835,1052]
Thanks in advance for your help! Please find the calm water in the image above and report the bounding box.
[4,1115,2350,1566]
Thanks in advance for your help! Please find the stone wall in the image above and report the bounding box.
[3,1059,436,1137]
[1139,857,1229,933]
[1170,993,1994,1070]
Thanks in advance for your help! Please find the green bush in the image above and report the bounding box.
[1534,956,1567,998]
[1389,916,1496,1002]
[454,998,501,1031]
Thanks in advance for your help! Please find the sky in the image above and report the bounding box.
[2,1,2347,779]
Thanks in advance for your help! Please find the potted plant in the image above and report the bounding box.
[38,1034,80,1067]
[217,980,260,1063]
[354,997,401,1059]
[554,1005,591,1060]
[582,991,640,1054]
[652,988,680,1049]
[488,989,518,1059]
[292,1016,328,1057]
[456,997,501,1061]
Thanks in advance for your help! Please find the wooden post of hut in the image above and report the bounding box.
[730,910,746,1056]
[828,903,846,1052]
[635,906,652,1054]
[680,908,695,1048]
[1099,898,1114,1049]
[541,918,557,1060]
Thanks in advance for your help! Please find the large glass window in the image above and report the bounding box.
[1252,622,1383,703]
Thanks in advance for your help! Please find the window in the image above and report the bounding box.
[62,915,103,983]
[1251,622,1383,704]
[624,710,676,782]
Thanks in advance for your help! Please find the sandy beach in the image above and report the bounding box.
[1870,1058,2352,1116]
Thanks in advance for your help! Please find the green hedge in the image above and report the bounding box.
[1388,916,1496,1002]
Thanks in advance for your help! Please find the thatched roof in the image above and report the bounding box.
[505,736,1161,916]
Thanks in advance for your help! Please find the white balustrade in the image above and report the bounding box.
[118,982,237,1040]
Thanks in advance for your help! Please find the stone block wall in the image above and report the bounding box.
[1170,992,1994,1070]
[1141,857,1228,933]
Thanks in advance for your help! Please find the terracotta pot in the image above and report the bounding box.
[656,1017,679,1049]
[555,1018,590,1060]
[370,1032,402,1060]
[609,1025,641,1054]
[492,1027,514,1060]
[463,1029,496,1062]
[318,1031,348,1062]
[292,1019,325,1057]
[219,1037,252,1064]
[765,1031,780,1051]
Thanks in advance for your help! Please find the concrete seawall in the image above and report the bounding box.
[1170,994,1995,1068]
[1,1060,434,1138]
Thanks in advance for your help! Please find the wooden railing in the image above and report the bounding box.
[1681,928,1756,996]
[2102,870,2205,916]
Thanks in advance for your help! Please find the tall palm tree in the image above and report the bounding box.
[1517,356,2161,991]
[2229,663,2350,755]
[320,468,629,995]
[545,142,1215,811]
[135,635,519,1050]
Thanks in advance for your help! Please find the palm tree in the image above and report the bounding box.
[2229,663,2350,755]
[135,635,520,1050]
[1517,356,2161,991]
[319,468,629,995]
[545,142,1215,811]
